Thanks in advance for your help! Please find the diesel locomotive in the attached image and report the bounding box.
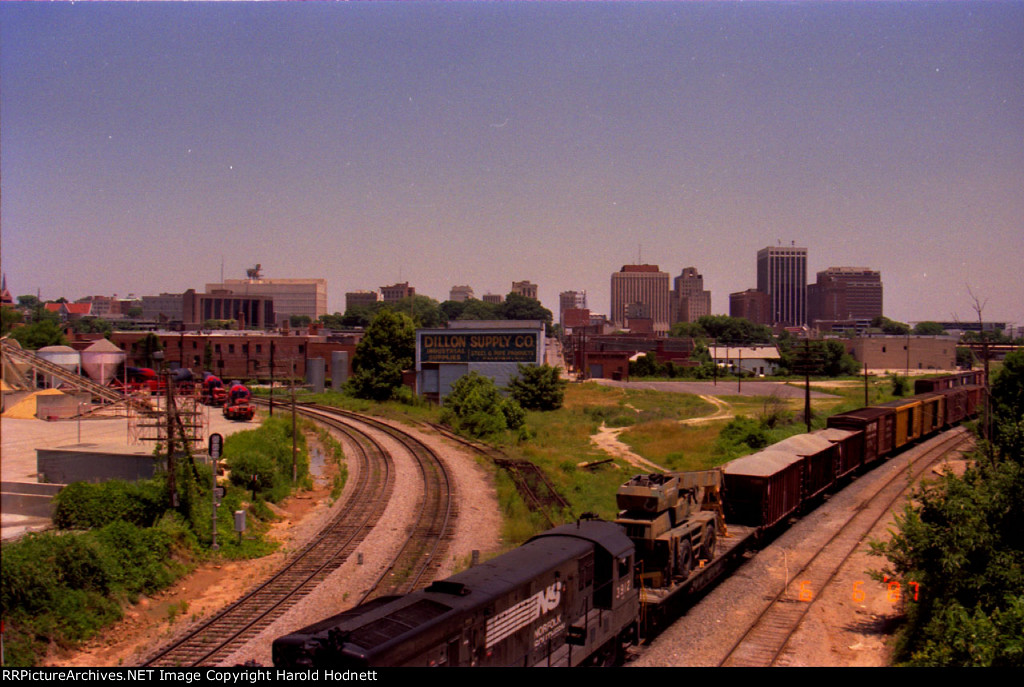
[273,520,638,667]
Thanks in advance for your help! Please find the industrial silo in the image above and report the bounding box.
[81,338,125,385]
[36,345,81,387]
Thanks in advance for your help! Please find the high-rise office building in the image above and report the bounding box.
[610,265,670,332]
[671,267,712,324]
[756,246,807,327]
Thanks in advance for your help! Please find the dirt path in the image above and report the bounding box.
[588,395,735,470]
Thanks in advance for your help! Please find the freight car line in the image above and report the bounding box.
[718,427,972,667]
[142,406,395,667]
[299,405,458,602]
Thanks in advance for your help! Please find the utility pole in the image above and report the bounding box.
[291,361,298,483]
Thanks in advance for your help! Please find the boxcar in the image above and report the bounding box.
[917,392,945,437]
[875,398,923,450]
[941,387,969,426]
[723,449,803,529]
[826,406,893,465]
[273,520,638,668]
[814,427,863,480]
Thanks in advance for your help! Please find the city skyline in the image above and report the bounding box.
[2,2,1022,327]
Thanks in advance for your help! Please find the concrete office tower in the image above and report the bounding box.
[207,278,327,322]
[756,246,807,327]
[671,267,712,324]
[610,265,670,333]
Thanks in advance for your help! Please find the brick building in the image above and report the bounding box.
[808,267,883,329]
[729,289,770,325]
[109,330,358,382]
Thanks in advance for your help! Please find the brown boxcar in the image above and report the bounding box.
[826,406,893,464]
[815,427,863,480]
[947,387,969,425]
[723,449,803,529]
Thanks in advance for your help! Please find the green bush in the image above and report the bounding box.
[508,364,567,411]
[224,415,309,502]
[441,372,525,439]
[53,478,166,529]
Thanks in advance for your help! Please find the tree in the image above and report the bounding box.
[990,350,1024,458]
[1,306,24,335]
[458,299,501,321]
[16,295,40,310]
[872,316,911,336]
[507,364,566,411]
[70,317,113,336]
[697,315,773,344]
[498,294,553,331]
[441,371,524,438]
[386,295,443,328]
[139,333,163,369]
[913,321,948,336]
[290,314,312,328]
[869,451,1024,665]
[669,321,708,340]
[340,304,382,328]
[346,309,416,401]
[8,320,67,350]
[318,312,347,329]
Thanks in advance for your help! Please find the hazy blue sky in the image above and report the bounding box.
[2,1,1022,327]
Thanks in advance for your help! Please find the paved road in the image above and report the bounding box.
[589,378,838,399]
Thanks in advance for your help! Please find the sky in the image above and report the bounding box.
[2,1,1022,329]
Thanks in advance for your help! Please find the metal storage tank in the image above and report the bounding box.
[80,338,125,386]
[36,345,81,387]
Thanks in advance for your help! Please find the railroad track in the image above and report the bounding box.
[301,406,458,602]
[718,427,973,667]
[142,402,455,666]
[427,422,570,527]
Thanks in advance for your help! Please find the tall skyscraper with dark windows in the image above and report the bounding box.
[756,245,807,327]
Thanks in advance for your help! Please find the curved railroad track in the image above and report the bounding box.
[717,427,973,667]
[301,405,458,602]
[142,402,456,666]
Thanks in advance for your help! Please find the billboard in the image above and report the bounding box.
[419,332,539,363]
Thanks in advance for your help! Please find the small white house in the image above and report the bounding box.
[709,345,781,377]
